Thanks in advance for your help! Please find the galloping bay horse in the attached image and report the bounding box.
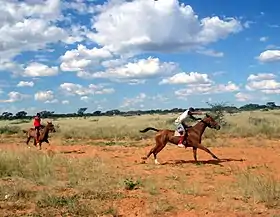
[23,121,56,150]
[139,114,221,165]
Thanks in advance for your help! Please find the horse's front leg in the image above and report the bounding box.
[192,147,198,162]
[33,138,37,147]
[194,143,220,161]
[45,139,50,146]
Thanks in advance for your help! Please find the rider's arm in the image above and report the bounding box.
[189,115,200,121]
[190,111,204,115]
[188,110,203,121]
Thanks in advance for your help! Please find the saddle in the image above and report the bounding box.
[174,131,181,137]
[30,125,45,131]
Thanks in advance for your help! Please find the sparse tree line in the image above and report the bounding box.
[0,102,278,120]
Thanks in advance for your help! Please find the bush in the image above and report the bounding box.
[0,125,20,134]
[206,101,228,126]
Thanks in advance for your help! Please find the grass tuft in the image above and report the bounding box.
[236,169,280,208]
[123,177,141,190]
[0,150,56,184]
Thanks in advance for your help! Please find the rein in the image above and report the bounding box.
[188,117,214,130]
[199,119,214,128]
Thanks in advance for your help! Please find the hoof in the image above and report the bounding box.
[155,160,160,165]
[141,156,147,160]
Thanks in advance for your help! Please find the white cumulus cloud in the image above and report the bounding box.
[175,81,239,96]
[259,37,268,42]
[61,100,69,104]
[246,73,280,94]
[0,91,29,103]
[196,49,224,57]
[34,90,55,102]
[247,73,276,81]
[17,81,34,87]
[78,57,178,83]
[0,0,71,60]
[89,0,243,55]
[246,80,280,91]
[80,96,90,102]
[120,93,147,108]
[60,44,112,72]
[160,72,212,85]
[235,92,253,102]
[257,50,280,63]
[23,62,59,77]
[60,82,115,96]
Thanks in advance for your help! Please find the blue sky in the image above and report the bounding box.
[0,0,280,114]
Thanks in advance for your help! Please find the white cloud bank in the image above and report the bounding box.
[90,0,243,55]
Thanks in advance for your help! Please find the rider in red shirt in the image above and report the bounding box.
[34,113,41,144]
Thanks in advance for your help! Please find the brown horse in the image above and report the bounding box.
[139,114,221,165]
[23,121,56,150]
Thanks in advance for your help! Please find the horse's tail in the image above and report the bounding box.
[139,127,160,133]
[22,129,28,134]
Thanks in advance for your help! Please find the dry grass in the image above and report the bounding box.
[235,169,280,208]
[2,110,280,142]
[0,110,280,216]
[0,149,127,216]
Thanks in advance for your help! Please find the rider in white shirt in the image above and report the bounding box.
[175,107,204,148]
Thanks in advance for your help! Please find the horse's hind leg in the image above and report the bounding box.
[142,134,160,160]
[152,140,167,165]
[194,143,220,160]
[141,140,158,161]
[37,142,42,150]
[142,134,167,165]
[26,136,31,146]
[142,147,155,161]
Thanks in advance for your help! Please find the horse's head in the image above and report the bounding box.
[202,114,221,130]
[46,121,56,133]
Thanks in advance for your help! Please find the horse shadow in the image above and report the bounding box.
[161,158,245,166]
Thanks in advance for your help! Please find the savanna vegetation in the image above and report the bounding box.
[0,102,280,216]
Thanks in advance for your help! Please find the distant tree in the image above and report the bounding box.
[266,102,276,109]
[239,103,265,111]
[1,112,13,120]
[77,107,87,116]
[170,108,184,113]
[40,111,55,118]
[105,109,121,116]
[225,104,239,115]
[15,111,27,119]
[93,110,102,116]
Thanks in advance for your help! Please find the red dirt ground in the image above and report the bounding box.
[1,137,280,217]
